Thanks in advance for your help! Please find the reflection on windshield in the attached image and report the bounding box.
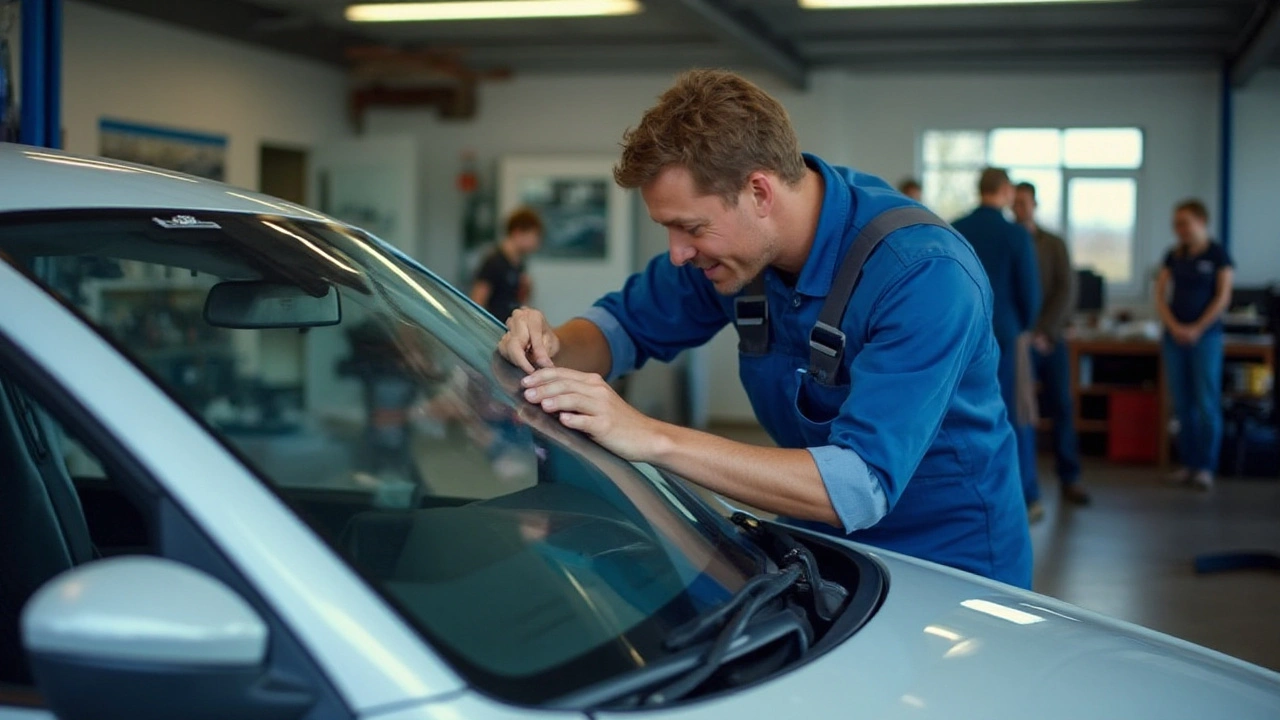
[0,211,762,705]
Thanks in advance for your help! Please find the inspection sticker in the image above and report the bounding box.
[152,215,222,230]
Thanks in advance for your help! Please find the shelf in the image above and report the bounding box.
[1077,383,1156,396]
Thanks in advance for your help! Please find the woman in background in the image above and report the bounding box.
[1156,199,1234,491]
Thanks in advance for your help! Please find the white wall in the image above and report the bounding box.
[58,1,350,191]
[1231,69,1280,288]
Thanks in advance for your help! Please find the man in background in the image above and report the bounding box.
[1014,182,1089,505]
[898,178,922,202]
[471,207,542,320]
[954,168,1044,522]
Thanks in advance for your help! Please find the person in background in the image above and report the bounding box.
[1157,199,1234,491]
[953,169,1044,522]
[470,207,543,320]
[1013,182,1090,506]
[898,178,922,202]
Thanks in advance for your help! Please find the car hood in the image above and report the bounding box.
[599,543,1280,720]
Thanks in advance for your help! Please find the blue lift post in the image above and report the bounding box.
[18,0,60,149]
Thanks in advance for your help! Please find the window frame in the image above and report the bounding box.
[919,126,1148,295]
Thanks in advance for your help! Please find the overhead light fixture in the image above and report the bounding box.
[801,0,1133,8]
[345,0,642,22]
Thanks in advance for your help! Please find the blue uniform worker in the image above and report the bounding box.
[579,155,1032,587]
[953,183,1042,510]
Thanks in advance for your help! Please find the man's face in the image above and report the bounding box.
[641,166,775,295]
[511,228,541,255]
[1012,189,1036,225]
[1173,209,1206,246]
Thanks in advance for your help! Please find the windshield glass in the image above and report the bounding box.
[0,209,764,704]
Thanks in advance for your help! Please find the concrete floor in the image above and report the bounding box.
[705,423,1280,672]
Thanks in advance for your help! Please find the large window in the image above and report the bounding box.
[922,127,1143,284]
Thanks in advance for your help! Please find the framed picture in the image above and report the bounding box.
[98,118,227,181]
[498,155,634,325]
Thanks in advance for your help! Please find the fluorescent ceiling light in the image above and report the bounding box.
[801,0,1133,8]
[346,0,642,22]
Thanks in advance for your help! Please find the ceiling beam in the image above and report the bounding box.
[667,0,808,89]
[1231,0,1280,87]
[77,0,366,65]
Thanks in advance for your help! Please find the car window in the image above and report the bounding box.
[0,211,765,705]
[0,366,152,688]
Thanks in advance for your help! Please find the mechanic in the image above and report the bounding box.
[497,70,1032,588]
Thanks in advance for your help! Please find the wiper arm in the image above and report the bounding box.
[732,513,849,623]
[645,564,804,706]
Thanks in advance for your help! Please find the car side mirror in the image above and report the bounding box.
[22,557,314,720]
[204,280,341,329]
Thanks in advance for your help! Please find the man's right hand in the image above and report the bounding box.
[499,307,560,373]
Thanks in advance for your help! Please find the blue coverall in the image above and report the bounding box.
[579,155,1032,588]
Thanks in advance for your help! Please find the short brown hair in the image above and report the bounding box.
[505,207,543,237]
[898,178,921,194]
[979,167,1011,196]
[1015,181,1036,199]
[1174,198,1209,223]
[614,69,806,204]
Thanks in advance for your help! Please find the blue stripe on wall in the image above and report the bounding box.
[98,118,227,147]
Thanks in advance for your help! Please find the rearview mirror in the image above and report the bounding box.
[204,280,341,329]
[22,557,313,720]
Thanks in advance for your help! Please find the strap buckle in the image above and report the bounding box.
[734,295,768,327]
[808,321,845,358]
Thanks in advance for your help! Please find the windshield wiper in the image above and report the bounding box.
[644,563,804,705]
[731,513,849,622]
[641,515,851,705]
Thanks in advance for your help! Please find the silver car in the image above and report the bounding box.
[0,144,1277,720]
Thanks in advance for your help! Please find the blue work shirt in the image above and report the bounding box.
[580,154,1032,588]
[951,206,1042,352]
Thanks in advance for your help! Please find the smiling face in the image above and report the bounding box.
[640,166,777,295]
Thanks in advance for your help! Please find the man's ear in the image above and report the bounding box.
[745,172,774,218]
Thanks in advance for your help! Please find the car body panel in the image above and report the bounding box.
[0,144,332,222]
[599,543,1280,720]
[0,261,466,712]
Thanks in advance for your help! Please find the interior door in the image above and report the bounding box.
[306,134,421,417]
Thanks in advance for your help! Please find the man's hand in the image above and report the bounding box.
[499,307,560,373]
[521,367,666,461]
[1032,333,1053,355]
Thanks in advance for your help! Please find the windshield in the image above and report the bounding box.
[0,209,764,704]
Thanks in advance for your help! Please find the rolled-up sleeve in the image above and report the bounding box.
[581,253,731,378]
[808,445,889,532]
[577,306,637,382]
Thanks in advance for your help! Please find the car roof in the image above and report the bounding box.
[0,143,338,224]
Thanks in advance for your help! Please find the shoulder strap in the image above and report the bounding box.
[808,205,952,385]
[734,274,770,355]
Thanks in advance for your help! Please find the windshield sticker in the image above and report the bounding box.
[152,215,222,230]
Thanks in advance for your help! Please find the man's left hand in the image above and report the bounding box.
[521,368,667,461]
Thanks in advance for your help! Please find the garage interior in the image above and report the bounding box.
[4,0,1280,688]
